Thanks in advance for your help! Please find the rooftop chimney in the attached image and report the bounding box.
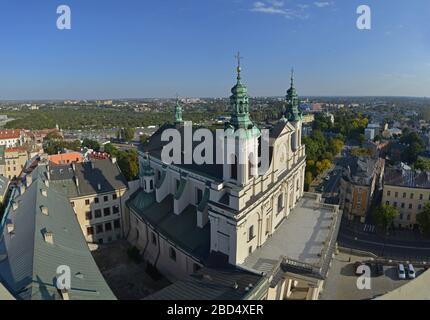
[19,184,25,195]
[111,157,117,164]
[41,189,48,197]
[12,201,18,211]
[7,224,14,234]
[44,231,54,244]
[44,179,50,188]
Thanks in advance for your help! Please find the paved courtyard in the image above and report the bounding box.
[91,240,170,300]
[320,252,425,300]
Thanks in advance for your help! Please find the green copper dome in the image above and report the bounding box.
[228,53,255,130]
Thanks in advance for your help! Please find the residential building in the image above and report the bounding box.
[126,68,341,300]
[0,129,23,148]
[339,156,385,222]
[2,147,29,180]
[0,164,116,300]
[48,152,84,165]
[48,159,128,244]
[382,165,430,230]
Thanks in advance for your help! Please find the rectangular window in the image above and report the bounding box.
[104,195,109,202]
[105,222,112,231]
[85,211,92,220]
[248,246,253,255]
[70,201,75,208]
[96,224,104,234]
[113,205,120,214]
[85,199,90,205]
[104,207,111,216]
[94,197,99,204]
[113,194,117,200]
[393,202,397,208]
[87,227,94,236]
[409,204,413,209]
[401,203,405,209]
[248,225,255,242]
[420,194,423,200]
[95,209,102,218]
[410,193,414,199]
[387,191,391,196]
[196,188,203,205]
[114,219,121,229]
[403,193,406,198]
[385,201,390,205]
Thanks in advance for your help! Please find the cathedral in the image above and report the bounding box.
[125,60,341,300]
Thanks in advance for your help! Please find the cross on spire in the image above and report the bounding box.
[290,68,295,87]
[235,51,243,80]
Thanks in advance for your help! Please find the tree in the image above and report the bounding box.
[417,203,430,237]
[139,134,149,145]
[82,138,100,152]
[374,205,397,232]
[103,143,118,157]
[304,171,313,191]
[117,149,139,181]
[123,128,135,142]
[413,157,430,171]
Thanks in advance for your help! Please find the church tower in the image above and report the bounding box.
[140,153,155,193]
[174,97,183,126]
[284,69,303,152]
[223,53,260,187]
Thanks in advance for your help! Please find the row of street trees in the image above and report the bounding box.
[374,204,430,237]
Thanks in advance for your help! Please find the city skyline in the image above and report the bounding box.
[1,0,429,100]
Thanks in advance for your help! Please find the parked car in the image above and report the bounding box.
[398,264,406,280]
[407,264,416,279]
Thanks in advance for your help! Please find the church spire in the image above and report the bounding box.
[228,52,253,130]
[174,95,183,125]
[285,68,302,122]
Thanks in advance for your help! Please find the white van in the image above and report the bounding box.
[398,264,406,280]
[407,264,416,279]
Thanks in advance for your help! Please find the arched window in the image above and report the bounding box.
[231,156,237,180]
[278,193,284,213]
[169,247,177,261]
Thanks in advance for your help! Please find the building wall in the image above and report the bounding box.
[3,150,28,180]
[70,189,127,244]
[128,212,203,282]
[382,185,430,229]
[209,121,306,265]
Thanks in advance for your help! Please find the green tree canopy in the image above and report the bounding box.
[417,203,430,237]
[374,205,397,232]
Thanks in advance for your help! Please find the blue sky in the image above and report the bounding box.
[0,0,429,99]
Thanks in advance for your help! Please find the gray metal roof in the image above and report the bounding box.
[145,265,264,300]
[0,165,116,300]
[127,190,210,262]
[385,166,430,189]
[49,159,128,197]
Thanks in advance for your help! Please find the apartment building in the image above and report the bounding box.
[339,156,385,222]
[48,159,128,244]
[0,129,23,148]
[382,164,430,229]
[4,147,29,180]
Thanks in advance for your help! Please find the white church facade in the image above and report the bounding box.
[125,63,341,300]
